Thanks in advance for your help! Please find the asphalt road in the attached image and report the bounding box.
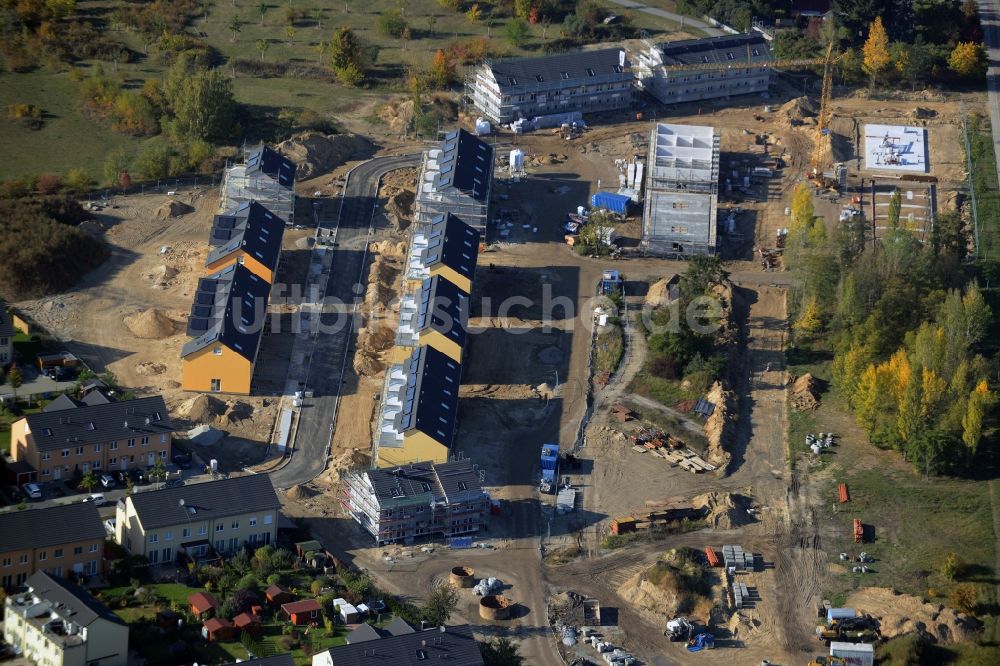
[608,0,725,36]
[269,153,420,489]
[979,0,1000,197]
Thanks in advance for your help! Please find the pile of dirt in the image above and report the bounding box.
[616,549,713,622]
[357,325,394,353]
[146,265,178,289]
[778,96,817,127]
[124,308,175,339]
[702,381,734,472]
[277,132,373,180]
[378,99,416,134]
[221,400,253,425]
[693,491,752,529]
[135,361,167,376]
[326,448,372,482]
[154,201,194,219]
[177,394,226,422]
[644,276,678,308]
[353,351,385,376]
[790,373,820,410]
[370,240,408,259]
[286,484,318,500]
[846,587,982,644]
[911,107,937,119]
[364,255,400,311]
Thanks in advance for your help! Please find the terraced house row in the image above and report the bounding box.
[180,147,295,395]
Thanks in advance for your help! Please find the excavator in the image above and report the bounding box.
[808,658,846,666]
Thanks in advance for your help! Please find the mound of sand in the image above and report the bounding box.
[155,201,193,219]
[286,484,318,500]
[357,325,394,353]
[378,99,416,134]
[277,132,373,180]
[124,309,175,339]
[386,189,414,222]
[177,394,226,422]
[353,351,384,377]
[703,382,734,472]
[846,587,982,644]
[370,240,408,259]
[326,448,372,482]
[221,401,253,425]
[294,236,316,250]
[778,96,817,127]
[644,277,672,308]
[617,549,713,622]
[790,373,820,410]
[147,265,178,289]
[135,361,167,376]
[694,491,752,529]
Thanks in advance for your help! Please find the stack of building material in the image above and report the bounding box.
[722,544,753,571]
[556,486,577,514]
[838,483,850,503]
[732,581,750,609]
[854,519,864,544]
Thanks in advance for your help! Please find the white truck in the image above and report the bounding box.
[829,641,874,666]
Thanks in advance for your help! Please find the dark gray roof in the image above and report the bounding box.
[25,395,173,452]
[413,276,469,347]
[324,624,483,666]
[395,346,462,445]
[181,264,271,361]
[657,33,773,67]
[434,130,493,203]
[488,47,628,88]
[346,623,382,644]
[366,460,483,506]
[24,571,126,627]
[0,502,105,553]
[81,390,113,406]
[205,201,285,272]
[246,146,295,188]
[422,214,480,285]
[384,617,416,636]
[128,474,280,531]
[224,655,294,666]
[0,300,14,338]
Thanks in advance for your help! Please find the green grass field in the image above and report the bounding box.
[0,0,701,181]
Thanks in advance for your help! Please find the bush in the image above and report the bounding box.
[0,197,109,299]
[376,9,408,37]
[8,103,43,130]
[35,173,62,195]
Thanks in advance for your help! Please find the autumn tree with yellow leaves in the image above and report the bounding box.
[862,17,891,88]
[949,42,988,80]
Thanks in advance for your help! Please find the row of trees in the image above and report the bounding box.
[787,181,997,476]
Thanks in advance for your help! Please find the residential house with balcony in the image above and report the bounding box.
[3,571,128,666]
[205,200,286,284]
[115,474,280,564]
[10,395,174,482]
[406,213,480,294]
[0,503,105,590]
[342,460,489,546]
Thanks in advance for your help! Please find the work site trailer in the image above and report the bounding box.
[830,641,874,666]
[540,443,559,493]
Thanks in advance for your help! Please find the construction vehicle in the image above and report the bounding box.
[808,658,846,666]
[665,617,692,642]
[816,615,880,644]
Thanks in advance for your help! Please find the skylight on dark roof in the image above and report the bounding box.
[613,64,624,73]
[535,74,543,82]
[585,68,595,77]
[42,428,52,436]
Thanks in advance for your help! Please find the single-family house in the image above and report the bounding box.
[233,612,261,635]
[115,474,281,564]
[406,213,480,294]
[3,571,129,666]
[393,275,469,364]
[282,599,322,625]
[414,130,493,231]
[0,502,105,590]
[346,617,415,644]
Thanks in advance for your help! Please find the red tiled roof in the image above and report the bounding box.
[281,599,322,615]
[234,612,260,628]
[203,617,233,631]
[188,591,220,614]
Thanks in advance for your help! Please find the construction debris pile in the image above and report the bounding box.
[845,587,983,644]
[610,497,703,535]
[791,373,821,410]
[703,382,734,471]
[473,577,503,596]
[628,428,717,473]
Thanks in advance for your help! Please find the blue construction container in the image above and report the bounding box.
[540,443,560,490]
[591,192,630,214]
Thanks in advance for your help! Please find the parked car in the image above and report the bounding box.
[82,493,105,504]
[104,519,116,536]
[99,474,116,489]
[128,468,145,485]
[164,479,185,489]
[172,454,192,470]
[43,366,75,381]
[21,483,42,500]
